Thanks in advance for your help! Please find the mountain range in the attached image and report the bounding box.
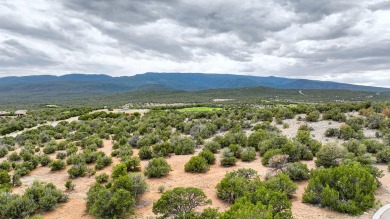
[1,72,389,94]
[1,72,389,108]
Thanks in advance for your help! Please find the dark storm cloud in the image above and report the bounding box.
[369,1,390,11]
[0,39,58,66]
[0,0,389,87]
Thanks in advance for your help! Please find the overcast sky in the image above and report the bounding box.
[0,0,390,87]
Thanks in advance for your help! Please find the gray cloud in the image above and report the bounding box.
[0,0,389,87]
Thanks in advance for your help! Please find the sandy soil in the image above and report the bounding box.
[275,114,381,144]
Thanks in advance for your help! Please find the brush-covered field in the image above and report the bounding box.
[1,102,390,219]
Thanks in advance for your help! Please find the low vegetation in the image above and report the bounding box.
[1,101,389,218]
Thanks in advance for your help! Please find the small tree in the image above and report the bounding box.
[50,160,66,171]
[303,162,377,215]
[184,156,210,173]
[39,155,51,166]
[241,147,256,162]
[216,169,261,203]
[65,180,75,191]
[283,162,310,181]
[144,157,171,178]
[112,163,127,179]
[95,173,109,184]
[228,144,243,158]
[204,141,221,153]
[68,163,87,178]
[86,184,136,218]
[173,137,196,155]
[315,142,346,168]
[112,173,147,199]
[268,155,289,173]
[123,156,141,172]
[261,149,284,166]
[220,148,238,167]
[198,149,216,165]
[263,173,297,198]
[306,111,320,122]
[153,187,211,218]
[138,146,153,160]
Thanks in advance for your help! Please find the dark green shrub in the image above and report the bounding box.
[362,139,384,154]
[66,154,86,165]
[346,117,364,131]
[138,146,153,160]
[152,187,211,218]
[199,149,216,165]
[261,149,284,166]
[86,184,135,218]
[8,151,21,161]
[95,155,112,170]
[377,147,390,163]
[247,130,267,149]
[117,146,133,160]
[43,143,57,154]
[68,163,87,178]
[219,197,274,219]
[302,162,377,215]
[0,193,37,219]
[216,168,261,203]
[344,139,367,156]
[185,156,210,173]
[315,143,346,168]
[198,208,219,219]
[241,147,256,162]
[12,173,22,187]
[66,146,78,156]
[204,141,221,153]
[152,142,173,157]
[0,170,11,188]
[112,173,147,199]
[306,111,320,122]
[65,180,75,190]
[221,157,237,167]
[339,124,363,140]
[0,161,11,172]
[39,155,51,166]
[173,137,196,155]
[144,157,171,178]
[95,173,109,184]
[325,128,339,137]
[283,162,310,180]
[123,156,141,172]
[112,163,127,179]
[228,144,243,158]
[263,173,297,198]
[0,146,8,158]
[24,181,67,212]
[220,148,237,167]
[245,185,292,214]
[220,177,294,218]
[56,152,66,160]
[50,160,66,171]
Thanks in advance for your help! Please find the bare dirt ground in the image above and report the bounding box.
[8,114,390,219]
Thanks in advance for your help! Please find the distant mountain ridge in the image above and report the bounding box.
[1,72,389,93]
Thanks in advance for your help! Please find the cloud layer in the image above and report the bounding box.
[0,0,390,87]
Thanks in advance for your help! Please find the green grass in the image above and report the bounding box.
[178,107,222,112]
